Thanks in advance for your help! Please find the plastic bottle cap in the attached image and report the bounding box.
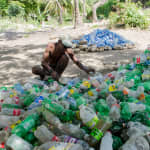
[96,89,100,92]
[0,142,5,149]
[51,136,59,142]
[108,73,112,77]
[112,104,120,108]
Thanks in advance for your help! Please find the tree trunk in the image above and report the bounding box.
[92,0,108,22]
[83,0,86,19]
[56,0,63,24]
[74,0,83,28]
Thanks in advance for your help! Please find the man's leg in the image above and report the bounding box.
[55,54,69,78]
[32,65,45,80]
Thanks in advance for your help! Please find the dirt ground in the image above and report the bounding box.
[0,24,150,86]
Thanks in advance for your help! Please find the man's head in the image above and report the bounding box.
[59,35,73,48]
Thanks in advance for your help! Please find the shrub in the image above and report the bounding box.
[0,0,8,16]
[8,1,25,17]
[109,2,150,29]
[97,0,118,18]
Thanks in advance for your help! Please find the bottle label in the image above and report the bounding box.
[48,143,73,150]
[13,109,21,116]
[86,116,99,129]
[82,81,91,88]
[109,85,117,92]
[91,128,103,141]
[10,120,21,129]
[136,57,140,64]
[142,74,150,80]
[64,136,78,144]
[88,91,94,96]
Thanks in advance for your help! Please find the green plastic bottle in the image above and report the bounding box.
[42,99,64,116]
[72,93,87,108]
[22,94,36,107]
[59,109,75,122]
[112,136,123,150]
[127,97,139,103]
[95,99,109,116]
[24,132,36,143]
[120,102,132,121]
[112,91,124,101]
[99,89,109,99]
[12,113,39,137]
[2,104,22,109]
[139,81,150,92]
[131,111,150,126]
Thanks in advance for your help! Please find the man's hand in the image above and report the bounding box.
[84,66,95,74]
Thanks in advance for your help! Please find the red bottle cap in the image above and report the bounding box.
[108,73,112,77]
[4,127,8,131]
[52,136,59,142]
[96,89,100,92]
[0,99,4,103]
[0,142,5,148]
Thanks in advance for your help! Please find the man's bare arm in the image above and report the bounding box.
[66,49,95,74]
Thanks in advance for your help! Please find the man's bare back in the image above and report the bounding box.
[32,40,95,81]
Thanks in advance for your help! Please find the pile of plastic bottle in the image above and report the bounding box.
[72,29,134,49]
[1,47,150,150]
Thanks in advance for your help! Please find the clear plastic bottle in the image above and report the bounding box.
[79,105,99,129]
[34,141,83,150]
[26,78,45,86]
[142,70,150,81]
[0,115,20,128]
[120,136,149,150]
[0,130,9,143]
[34,125,56,143]
[61,123,85,139]
[127,103,145,114]
[6,134,33,150]
[28,96,44,110]
[127,122,150,138]
[1,108,24,116]
[58,135,91,150]
[100,132,113,150]
[109,104,120,121]
[42,109,62,127]
[106,94,117,108]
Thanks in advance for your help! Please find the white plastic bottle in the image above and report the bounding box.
[100,132,113,150]
[79,105,99,129]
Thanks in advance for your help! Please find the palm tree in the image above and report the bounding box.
[74,0,83,28]
[81,0,86,19]
[44,0,65,24]
[92,0,109,22]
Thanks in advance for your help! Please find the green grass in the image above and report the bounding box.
[0,17,42,32]
[0,16,74,32]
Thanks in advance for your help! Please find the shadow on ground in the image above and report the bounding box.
[0,45,143,86]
